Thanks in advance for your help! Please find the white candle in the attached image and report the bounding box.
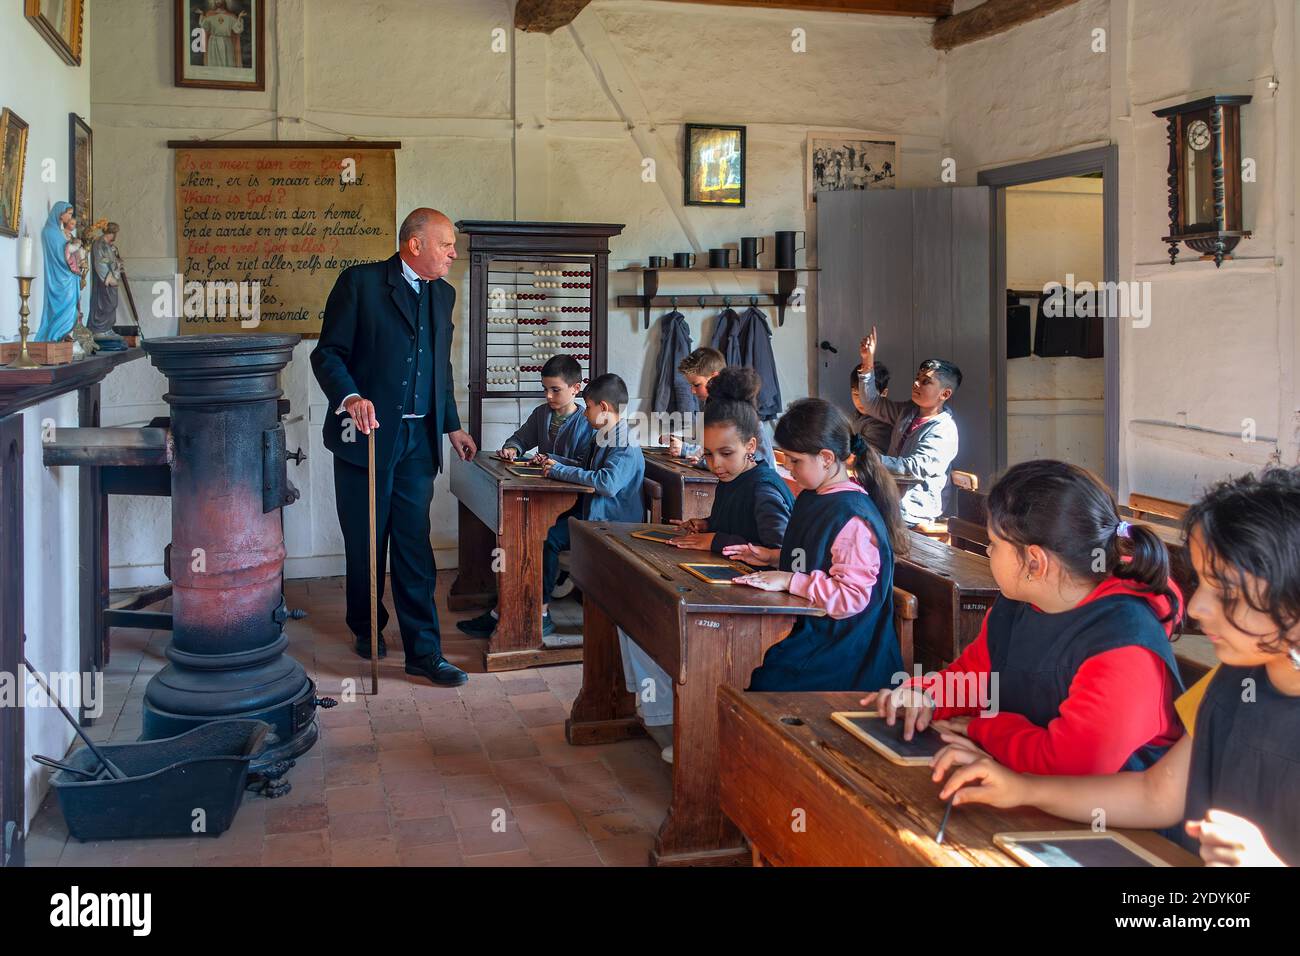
[17,232,34,277]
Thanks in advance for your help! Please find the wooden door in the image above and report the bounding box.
[816,188,995,484]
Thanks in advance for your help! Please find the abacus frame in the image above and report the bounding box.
[455,220,625,447]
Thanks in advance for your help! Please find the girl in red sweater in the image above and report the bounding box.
[861,459,1184,774]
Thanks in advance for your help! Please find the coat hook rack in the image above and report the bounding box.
[619,264,819,329]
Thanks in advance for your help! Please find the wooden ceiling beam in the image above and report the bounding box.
[656,0,952,16]
[514,0,596,34]
[515,0,952,32]
[932,0,1083,51]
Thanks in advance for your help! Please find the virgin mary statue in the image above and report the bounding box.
[34,202,80,342]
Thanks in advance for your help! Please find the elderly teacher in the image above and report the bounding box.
[311,208,476,687]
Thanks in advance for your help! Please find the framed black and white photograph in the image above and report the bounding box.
[806,133,897,207]
[175,0,265,91]
[684,124,745,207]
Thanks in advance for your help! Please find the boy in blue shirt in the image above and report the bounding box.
[459,373,645,637]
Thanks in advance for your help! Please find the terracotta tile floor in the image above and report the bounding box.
[25,575,672,867]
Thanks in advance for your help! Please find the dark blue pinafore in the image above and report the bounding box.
[748,488,900,692]
[708,461,794,543]
[985,593,1185,771]
[1183,664,1300,865]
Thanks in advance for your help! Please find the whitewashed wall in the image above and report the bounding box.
[0,0,93,828]
[89,0,945,585]
[943,0,1296,502]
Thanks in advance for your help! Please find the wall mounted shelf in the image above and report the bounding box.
[616,266,819,329]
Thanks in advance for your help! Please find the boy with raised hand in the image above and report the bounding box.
[857,325,961,526]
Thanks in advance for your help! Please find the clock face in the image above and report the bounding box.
[1187,119,1212,151]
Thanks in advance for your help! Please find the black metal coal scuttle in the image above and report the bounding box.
[139,333,321,795]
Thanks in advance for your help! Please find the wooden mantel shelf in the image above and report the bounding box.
[0,347,145,418]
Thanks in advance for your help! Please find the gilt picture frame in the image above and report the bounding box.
[0,108,31,240]
[24,0,84,67]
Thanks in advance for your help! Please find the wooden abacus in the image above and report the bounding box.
[455,220,624,446]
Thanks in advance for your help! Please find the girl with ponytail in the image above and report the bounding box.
[864,459,1186,776]
[932,467,1300,867]
[733,398,904,692]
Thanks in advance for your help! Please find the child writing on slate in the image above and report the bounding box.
[666,366,794,554]
[933,467,1300,866]
[857,325,961,526]
[459,373,643,638]
[658,347,775,466]
[619,367,796,762]
[496,354,594,465]
[863,459,1185,775]
[732,398,906,692]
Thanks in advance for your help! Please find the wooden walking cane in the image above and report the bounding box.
[368,431,379,694]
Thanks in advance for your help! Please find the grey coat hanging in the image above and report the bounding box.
[651,309,697,414]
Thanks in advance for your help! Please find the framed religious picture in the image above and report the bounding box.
[69,113,92,227]
[684,124,745,207]
[174,0,266,91]
[0,109,30,239]
[805,132,897,207]
[24,0,84,67]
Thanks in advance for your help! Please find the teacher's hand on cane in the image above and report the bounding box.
[344,395,379,435]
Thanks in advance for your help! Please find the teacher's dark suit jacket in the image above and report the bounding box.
[311,253,461,474]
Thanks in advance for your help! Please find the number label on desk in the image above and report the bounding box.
[697,619,721,629]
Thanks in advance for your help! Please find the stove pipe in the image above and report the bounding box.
[139,334,318,784]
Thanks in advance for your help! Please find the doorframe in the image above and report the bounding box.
[978,145,1120,490]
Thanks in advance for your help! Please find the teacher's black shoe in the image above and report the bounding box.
[405,654,468,687]
[456,610,497,636]
[354,635,387,659]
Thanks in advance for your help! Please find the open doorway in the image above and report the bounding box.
[979,146,1119,489]
[1004,175,1105,474]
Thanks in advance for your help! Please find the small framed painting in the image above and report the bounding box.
[24,0,84,67]
[69,113,92,228]
[175,0,266,91]
[0,109,30,239]
[806,133,897,207]
[684,124,745,207]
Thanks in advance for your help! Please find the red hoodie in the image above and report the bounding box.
[905,577,1184,775]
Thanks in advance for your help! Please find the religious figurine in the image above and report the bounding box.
[69,230,97,356]
[89,221,128,350]
[33,201,80,342]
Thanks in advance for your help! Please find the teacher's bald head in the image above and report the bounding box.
[398,207,457,281]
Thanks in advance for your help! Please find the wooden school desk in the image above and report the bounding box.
[642,451,717,521]
[447,455,593,671]
[564,520,824,866]
[895,530,1000,670]
[718,687,1201,867]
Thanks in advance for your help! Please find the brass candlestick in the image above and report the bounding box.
[7,276,39,369]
